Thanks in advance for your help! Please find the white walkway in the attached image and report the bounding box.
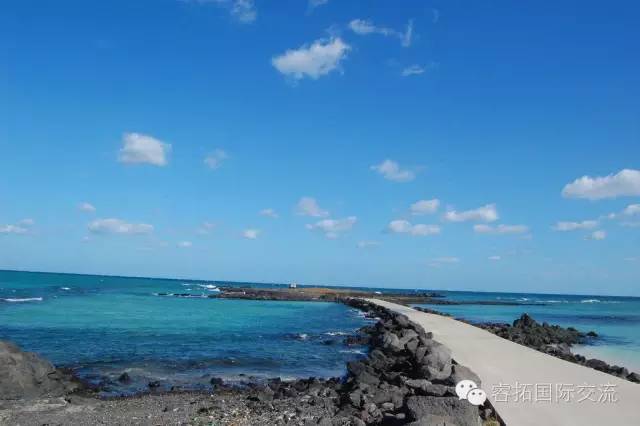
[368,299,640,426]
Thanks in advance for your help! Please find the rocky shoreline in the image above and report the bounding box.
[1,298,497,425]
[414,307,640,384]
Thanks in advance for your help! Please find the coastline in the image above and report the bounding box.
[1,298,496,425]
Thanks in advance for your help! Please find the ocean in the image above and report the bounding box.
[0,270,370,396]
[2,270,640,396]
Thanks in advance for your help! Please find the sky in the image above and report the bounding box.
[1,0,639,295]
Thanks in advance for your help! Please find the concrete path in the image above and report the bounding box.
[367,299,640,426]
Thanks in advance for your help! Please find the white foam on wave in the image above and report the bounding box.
[197,284,220,292]
[60,287,71,291]
[2,297,43,303]
[581,299,601,303]
[340,349,366,355]
[325,331,349,336]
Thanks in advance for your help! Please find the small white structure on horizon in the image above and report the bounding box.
[289,282,298,289]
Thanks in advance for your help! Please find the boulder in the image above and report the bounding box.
[447,364,482,388]
[406,396,480,425]
[382,332,405,353]
[0,340,79,400]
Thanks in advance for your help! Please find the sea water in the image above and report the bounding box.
[0,270,369,395]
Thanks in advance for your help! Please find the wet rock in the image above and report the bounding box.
[117,372,131,384]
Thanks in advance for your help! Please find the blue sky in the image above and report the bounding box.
[1,0,639,295]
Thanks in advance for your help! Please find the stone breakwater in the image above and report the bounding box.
[200,298,495,425]
[415,307,640,384]
[1,299,496,426]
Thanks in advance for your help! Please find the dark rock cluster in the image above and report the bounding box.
[197,299,493,425]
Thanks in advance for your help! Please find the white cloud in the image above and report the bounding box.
[242,228,260,239]
[388,220,440,237]
[79,202,96,213]
[474,224,529,234]
[306,216,357,239]
[589,230,607,241]
[118,132,171,166]
[88,218,154,235]
[0,219,34,235]
[401,20,414,47]
[178,241,193,248]
[553,220,598,231]
[259,208,279,219]
[401,65,425,77]
[0,224,28,235]
[357,240,380,249]
[186,0,256,23]
[309,0,329,8]
[349,19,414,47]
[370,159,415,182]
[411,199,440,215]
[429,257,460,267]
[488,255,501,261]
[197,221,216,235]
[204,149,228,169]
[444,204,498,223]
[623,204,640,216]
[272,37,350,81]
[562,169,640,200]
[296,197,329,217]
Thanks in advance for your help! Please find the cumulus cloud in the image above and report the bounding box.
[242,228,260,239]
[553,220,598,231]
[296,197,329,217]
[388,220,440,237]
[488,255,501,261]
[410,199,440,215]
[623,204,640,216]
[88,218,154,235]
[0,224,29,235]
[185,0,256,23]
[272,37,350,81]
[0,219,34,235]
[204,149,228,169]
[401,65,425,77]
[118,132,171,166]
[79,202,96,213]
[306,216,357,239]
[589,230,607,241]
[562,169,640,200]
[357,240,380,249]
[259,208,279,219]
[178,241,193,248]
[370,159,415,182]
[444,204,498,223]
[474,224,529,235]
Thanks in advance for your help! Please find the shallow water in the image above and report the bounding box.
[0,270,369,395]
[413,291,640,372]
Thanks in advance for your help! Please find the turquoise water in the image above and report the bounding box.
[0,270,369,395]
[414,291,640,372]
[3,270,640,395]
